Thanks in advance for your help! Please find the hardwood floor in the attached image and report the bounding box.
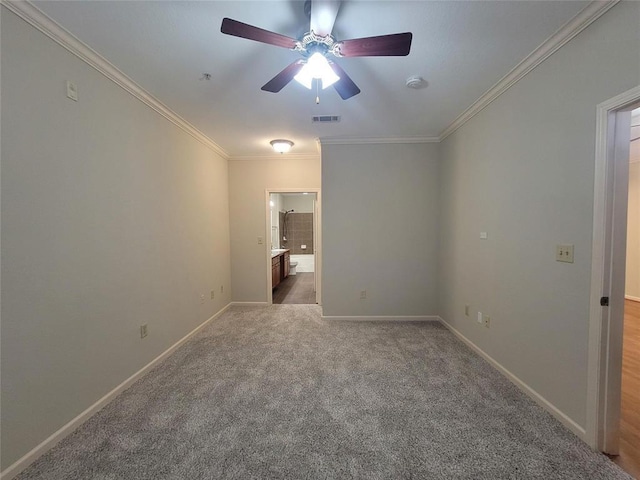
[272,272,316,304]
[613,299,640,479]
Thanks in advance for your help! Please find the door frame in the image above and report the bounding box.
[265,188,321,305]
[586,85,640,452]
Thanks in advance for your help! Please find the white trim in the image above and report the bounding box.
[319,136,439,146]
[438,1,619,141]
[0,303,232,480]
[322,315,440,322]
[625,295,640,303]
[438,317,586,441]
[229,302,269,307]
[0,0,228,159]
[587,85,640,451]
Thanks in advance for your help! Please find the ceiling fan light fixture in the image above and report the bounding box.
[294,52,340,90]
[270,139,294,154]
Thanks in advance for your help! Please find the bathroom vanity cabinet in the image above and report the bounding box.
[272,255,281,288]
[271,249,290,289]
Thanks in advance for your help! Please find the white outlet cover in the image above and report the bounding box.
[556,244,574,263]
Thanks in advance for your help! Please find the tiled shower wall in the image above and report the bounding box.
[280,212,313,255]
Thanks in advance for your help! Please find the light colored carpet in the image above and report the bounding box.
[17,305,631,479]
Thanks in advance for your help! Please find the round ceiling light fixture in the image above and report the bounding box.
[406,75,428,89]
[270,139,294,153]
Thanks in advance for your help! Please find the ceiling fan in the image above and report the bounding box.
[220,0,412,100]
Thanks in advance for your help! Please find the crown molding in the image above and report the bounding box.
[1,0,229,159]
[438,0,620,142]
[228,154,320,162]
[3,0,619,155]
[319,136,440,146]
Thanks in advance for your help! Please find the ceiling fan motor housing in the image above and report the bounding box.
[295,31,339,58]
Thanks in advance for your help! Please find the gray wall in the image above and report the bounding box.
[1,9,231,469]
[322,143,440,317]
[228,156,321,303]
[438,2,640,429]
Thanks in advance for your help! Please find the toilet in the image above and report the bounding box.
[289,261,298,276]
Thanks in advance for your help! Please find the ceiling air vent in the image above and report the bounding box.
[312,115,341,123]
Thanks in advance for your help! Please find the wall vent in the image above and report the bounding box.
[312,115,341,123]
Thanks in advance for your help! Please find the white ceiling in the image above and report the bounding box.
[32,0,589,157]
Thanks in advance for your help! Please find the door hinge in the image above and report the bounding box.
[600,296,609,306]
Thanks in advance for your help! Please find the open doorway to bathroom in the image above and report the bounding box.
[266,190,320,305]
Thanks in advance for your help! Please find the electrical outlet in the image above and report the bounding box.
[360,290,367,300]
[556,244,574,263]
[258,236,263,245]
[210,290,215,300]
[200,294,205,304]
[484,315,491,328]
[465,305,470,316]
[477,312,483,324]
[140,324,148,338]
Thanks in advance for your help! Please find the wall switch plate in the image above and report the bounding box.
[66,80,78,101]
[257,236,263,245]
[210,290,215,300]
[477,312,483,324]
[465,305,470,316]
[360,290,367,299]
[480,232,488,239]
[200,294,205,304]
[556,244,574,263]
[140,324,148,338]
[483,315,491,328]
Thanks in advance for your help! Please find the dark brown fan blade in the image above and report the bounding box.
[336,32,412,57]
[329,62,360,100]
[262,61,305,93]
[221,18,297,49]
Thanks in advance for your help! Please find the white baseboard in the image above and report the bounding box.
[0,303,232,480]
[322,315,440,322]
[625,295,640,303]
[230,302,269,307]
[437,316,586,442]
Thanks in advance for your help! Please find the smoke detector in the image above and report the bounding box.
[406,76,428,89]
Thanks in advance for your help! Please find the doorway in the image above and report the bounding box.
[587,86,640,479]
[614,108,640,477]
[266,189,321,305]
